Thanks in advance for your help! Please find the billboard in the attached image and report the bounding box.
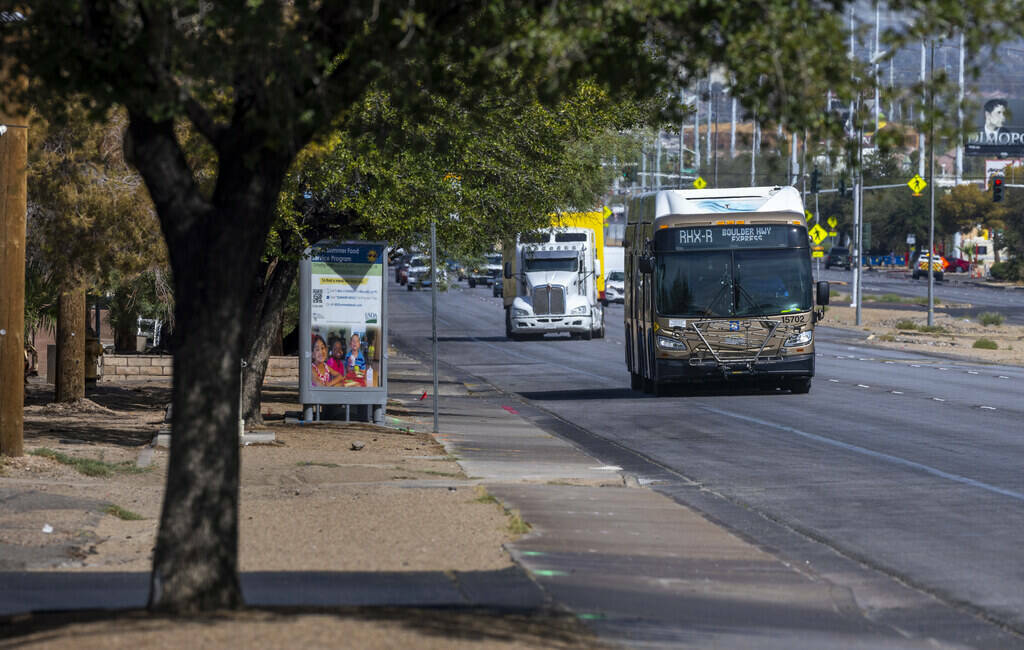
[299,241,388,415]
[966,96,1024,157]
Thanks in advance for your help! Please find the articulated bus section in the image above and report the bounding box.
[624,186,830,396]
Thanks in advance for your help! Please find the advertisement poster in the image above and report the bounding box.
[308,243,384,390]
[966,96,1024,157]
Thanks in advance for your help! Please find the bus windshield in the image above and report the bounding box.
[656,249,812,317]
[525,256,578,273]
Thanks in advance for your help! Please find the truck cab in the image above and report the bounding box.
[502,228,604,340]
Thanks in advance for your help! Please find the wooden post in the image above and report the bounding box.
[1,31,28,456]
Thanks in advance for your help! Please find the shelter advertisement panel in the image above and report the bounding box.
[305,243,385,391]
[966,96,1024,157]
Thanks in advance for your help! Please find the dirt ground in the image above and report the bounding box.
[1,382,598,648]
[823,293,1024,366]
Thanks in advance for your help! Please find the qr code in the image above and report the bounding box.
[312,289,323,304]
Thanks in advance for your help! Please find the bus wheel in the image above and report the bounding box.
[788,377,812,394]
[652,381,670,397]
[630,373,643,391]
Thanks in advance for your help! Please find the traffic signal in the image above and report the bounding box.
[992,175,1004,202]
[810,168,820,194]
[838,176,847,198]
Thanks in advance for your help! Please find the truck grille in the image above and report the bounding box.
[532,285,566,314]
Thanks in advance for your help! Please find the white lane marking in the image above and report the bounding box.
[911,364,921,368]
[998,376,1010,379]
[938,367,949,371]
[701,406,1024,503]
[829,379,840,383]
[932,397,946,402]
[892,391,904,394]
[980,406,997,410]
[857,384,870,389]
[968,371,979,375]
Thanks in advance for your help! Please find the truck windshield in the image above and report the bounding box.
[656,249,812,317]
[525,257,578,272]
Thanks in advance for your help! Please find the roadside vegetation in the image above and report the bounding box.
[978,312,1006,326]
[973,338,999,350]
[893,320,948,334]
[104,504,144,521]
[29,448,149,478]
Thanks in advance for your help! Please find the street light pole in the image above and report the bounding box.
[431,219,439,433]
[927,40,936,328]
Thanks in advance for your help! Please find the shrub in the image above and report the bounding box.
[978,312,1005,326]
[973,338,998,350]
[894,319,918,330]
[918,325,947,334]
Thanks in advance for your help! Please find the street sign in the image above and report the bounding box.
[812,246,825,258]
[809,223,828,245]
[602,205,612,221]
[907,174,927,196]
[828,230,838,237]
[693,176,707,189]
[805,210,815,222]
[827,216,838,229]
[907,233,916,245]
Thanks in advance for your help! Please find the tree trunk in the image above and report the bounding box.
[115,313,138,352]
[55,287,86,403]
[241,257,298,426]
[127,115,292,614]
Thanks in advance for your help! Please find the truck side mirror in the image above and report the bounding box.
[594,259,601,276]
[638,256,655,274]
[504,262,512,279]
[816,280,830,306]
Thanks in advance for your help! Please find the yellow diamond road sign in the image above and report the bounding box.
[827,216,838,229]
[809,223,828,245]
[602,205,612,220]
[693,176,707,189]
[805,210,815,222]
[908,174,927,195]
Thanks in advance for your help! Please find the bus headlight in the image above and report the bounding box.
[656,336,687,351]
[571,305,588,315]
[784,330,813,347]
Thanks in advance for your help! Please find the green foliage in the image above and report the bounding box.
[988,261,1020,281]
[978,312,1005,326]
[106,270,176,335]
[892,319,946,333]
[894,319,918,330]
[104,504,144,521]
[972,338,998,350]
[30,448,149,477]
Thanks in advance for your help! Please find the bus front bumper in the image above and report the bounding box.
[655,353,814,382]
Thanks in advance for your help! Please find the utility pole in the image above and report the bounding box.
[1,11,27,456]
[927,40,936,327]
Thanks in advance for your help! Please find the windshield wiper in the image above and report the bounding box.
[701,268,734,317]
[734,276,770,316]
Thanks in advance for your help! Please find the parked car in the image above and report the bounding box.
[912,252,945,282]
[946,257,970,273]
[604,270,624,305]
[824,246,851,270]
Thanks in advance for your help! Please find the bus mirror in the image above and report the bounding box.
[638,255,655,274]
[504,262,512,279]
[816,281,830,306]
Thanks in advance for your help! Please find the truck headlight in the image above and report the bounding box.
[513,308,530,317]
[784,330,813,347]
[656,336,687,351]
[571,305,588,315]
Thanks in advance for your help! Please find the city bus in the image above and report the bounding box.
[624,186,829,395]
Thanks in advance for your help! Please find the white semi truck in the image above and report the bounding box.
[502,217,605,340]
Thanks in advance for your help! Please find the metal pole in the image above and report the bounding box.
[655,132,662,189]
[751,118,757,186]
[730,95,737,159]
[694,87,701,172]
[856,127,864,326]
[431,219,439,433]
[927,40,936,327]
[919,41,926,178]
[956,32,964,184]
[713,94,719,187]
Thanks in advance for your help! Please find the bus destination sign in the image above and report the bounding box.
[656,225,806,252]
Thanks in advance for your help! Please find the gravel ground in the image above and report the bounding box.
[1,381,599,648]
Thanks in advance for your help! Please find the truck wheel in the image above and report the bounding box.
[505,308,519,340]
[581,328,592,341]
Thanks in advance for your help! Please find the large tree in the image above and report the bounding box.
[26,104,161,400]
[6,0,1020,614]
